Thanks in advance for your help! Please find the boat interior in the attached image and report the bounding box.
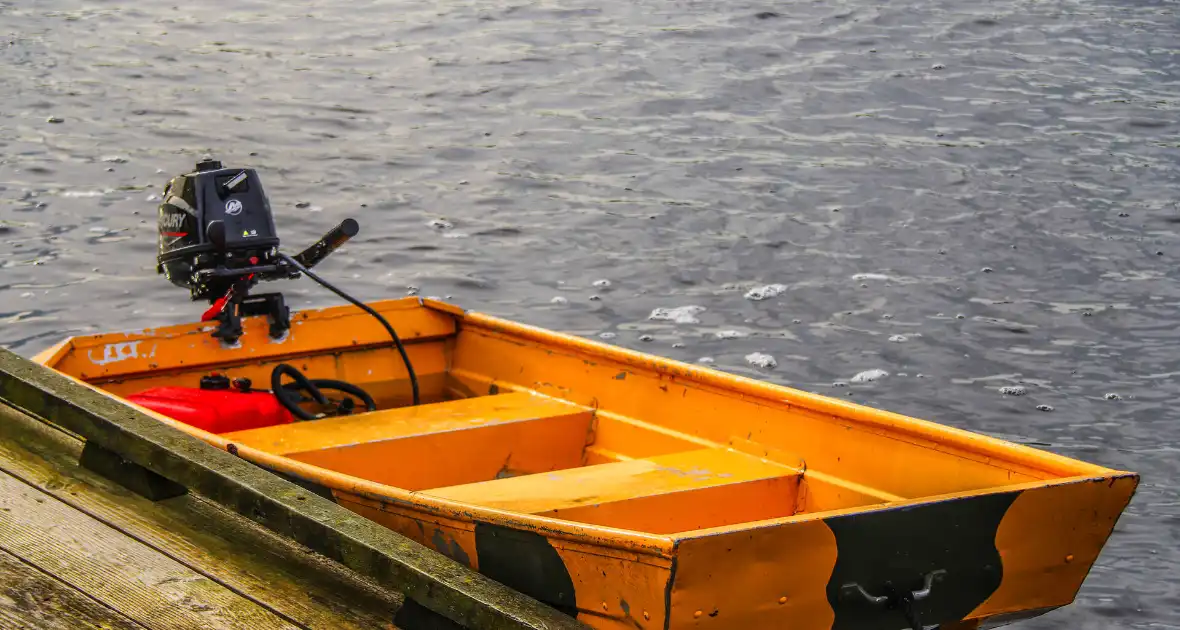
[38,298,1105,537]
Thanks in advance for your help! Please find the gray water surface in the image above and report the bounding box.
[2,1,1177,626]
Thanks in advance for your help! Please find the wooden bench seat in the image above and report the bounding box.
[424,448,803,534]
[221,393,594,491]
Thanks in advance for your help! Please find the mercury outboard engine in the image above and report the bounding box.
[153,157,419,406]
[156,157,357,344]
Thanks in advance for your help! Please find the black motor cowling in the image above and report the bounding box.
[156,158,282,302]
[146,159,416,403]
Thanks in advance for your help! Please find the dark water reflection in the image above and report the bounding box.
[2,0,1178,626]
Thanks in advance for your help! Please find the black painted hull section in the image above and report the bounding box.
[474,523,580,619]
[824,491,1022,629]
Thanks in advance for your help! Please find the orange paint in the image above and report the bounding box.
[669,517,839,628]
[968,474,1139,618]
[548,539,672,629]
[227,392,595,491]
[428,448,801,534]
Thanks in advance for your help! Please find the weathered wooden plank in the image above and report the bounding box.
[0,346,589,630]
[0,402,402,630]
[0,469,300,630]
[0,548,146,630]
[77,440,188,501]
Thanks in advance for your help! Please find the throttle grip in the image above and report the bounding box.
[292,218,359,269]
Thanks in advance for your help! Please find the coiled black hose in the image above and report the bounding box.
[279,253,420,406]
[271,363,378,421]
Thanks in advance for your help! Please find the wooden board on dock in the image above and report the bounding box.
[0,400,403,630]
[0,346,588,630]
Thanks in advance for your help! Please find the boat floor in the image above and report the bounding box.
[0,401,405,630]
[221,388,907,536]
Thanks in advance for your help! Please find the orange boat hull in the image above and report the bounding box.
[35,297,1138,629]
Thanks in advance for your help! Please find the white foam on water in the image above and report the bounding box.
[744,284,787,301]
[715,330,747,340]
[999,385,1028,396]
[851,369,889,383]
[592,279,611,288]
[550,296,569,305]
[648,305,705,324]
[745,352,777,369]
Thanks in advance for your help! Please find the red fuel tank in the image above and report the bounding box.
[126,386,294,434]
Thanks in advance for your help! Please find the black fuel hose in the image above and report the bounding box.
[271,364,378,421]
[300,378,377,412]
[278,253,420,406]
[272,363,328,421]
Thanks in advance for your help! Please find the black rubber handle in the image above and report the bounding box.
[292,218,359,269]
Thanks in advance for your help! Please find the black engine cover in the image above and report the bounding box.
[157,159,281,298]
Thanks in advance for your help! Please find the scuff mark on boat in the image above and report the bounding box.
[88,341,141,365]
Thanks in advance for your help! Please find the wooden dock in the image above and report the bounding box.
[0,347,588,630]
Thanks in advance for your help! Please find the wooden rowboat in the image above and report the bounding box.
[33,297,1138,629]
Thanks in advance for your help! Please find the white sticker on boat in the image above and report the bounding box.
[88,341,141,366]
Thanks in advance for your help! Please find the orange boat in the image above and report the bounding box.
[34,296,1138,630]
[29,159,1138,629]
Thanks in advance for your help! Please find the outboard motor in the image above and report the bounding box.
[155,157,358,344]
[144,157,420,418]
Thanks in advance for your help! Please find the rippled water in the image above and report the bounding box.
[2,0,1178,626]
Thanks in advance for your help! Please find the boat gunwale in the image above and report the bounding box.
[447,301,1127,481]
[32,297,1136,559]
[667,471,1140,541]
[38,297,455,385]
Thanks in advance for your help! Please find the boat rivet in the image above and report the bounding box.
[1065,554,1074,563]
[694,610,703,618]
[778,596,788,604]
[643,611,650,620]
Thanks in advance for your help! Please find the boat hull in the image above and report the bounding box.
[32,297,1139,629]
[259,466,1135,629]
